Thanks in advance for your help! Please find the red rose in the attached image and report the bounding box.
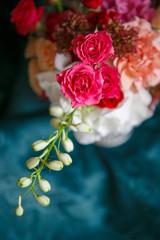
[81,0,103,9]
[99,64,121,99]
[95,63,123,109]
[88,9,119,30]
[11,0,44,36]
[71,31,114,66]
[108,10,120,20]
[57,63,103,108]
[97,90,124,109]
[88,9,109,27]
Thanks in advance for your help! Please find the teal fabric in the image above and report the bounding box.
[1,1,160,239]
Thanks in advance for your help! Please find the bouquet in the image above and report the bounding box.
[11,0,160,216]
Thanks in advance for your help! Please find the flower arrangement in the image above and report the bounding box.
[11,0,160,216]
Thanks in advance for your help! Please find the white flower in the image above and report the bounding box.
[36,63,79,109]
[49,106,64,118]
[54,52,72,71]
[36,71,63,105]
[74,88,153,145]
[35,195,50,207]
[74,130,101,145]
[75,123,92,132]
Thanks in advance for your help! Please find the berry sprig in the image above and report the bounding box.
[100,19,138,58]
[53,11,92,52]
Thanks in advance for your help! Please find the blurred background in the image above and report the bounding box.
[0,1,160,239]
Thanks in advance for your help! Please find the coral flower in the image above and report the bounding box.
[115,18,160,93]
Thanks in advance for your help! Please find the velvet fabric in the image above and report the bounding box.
[1,1,160,239]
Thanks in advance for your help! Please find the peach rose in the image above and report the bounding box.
[35,38,56,71]
[151,6,160,30]
[115,18,160,93]
[24,37,37,59]
[28,59,43,95]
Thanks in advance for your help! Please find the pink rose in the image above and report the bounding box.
[71,31,114,65]
[99,64,121,99]
[11,0,44,36]
[57,63,103,108]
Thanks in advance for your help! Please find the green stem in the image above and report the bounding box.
[21,173,38,198]
[65,127,69,139]
[20,109,77,201]
[55,0,63,12]
[20,126,65,199]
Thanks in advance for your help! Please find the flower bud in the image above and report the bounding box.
[15,206,24,217]
[49,106,64,118]
[25,157,40,169]
[35,195,50,207]
[31,135,57,151]
[58,153,72,166]
[17,177,32,188]
[15,205,24,216]
[75,123,92,132]
[50,118,62,129]
[62,138,74,152]
[38,176,51,193]
[15,196,24,217]
[31,140,50,151]
[41,159,63,171]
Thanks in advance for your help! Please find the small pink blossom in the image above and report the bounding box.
[71,31,114,66]
[101,0,155,22]
[57,63,103,108]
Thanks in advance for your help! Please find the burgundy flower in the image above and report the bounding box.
[88,9,110,27]
[97,90,124,109]
[46,11,69,41]
[99,64,121,99]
